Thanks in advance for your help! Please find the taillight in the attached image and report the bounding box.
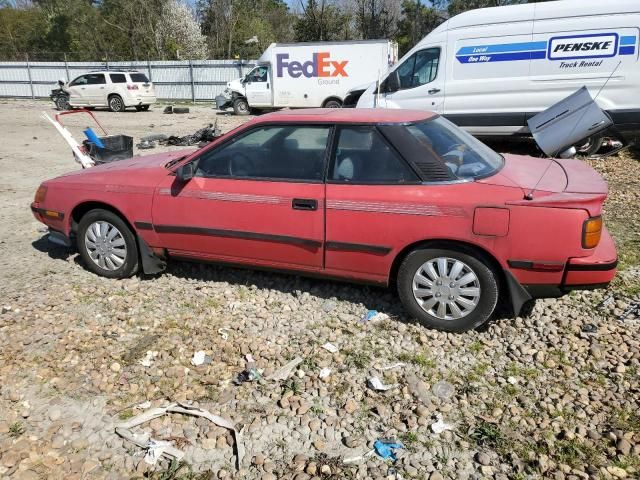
[127,84,139,90]
[582,216,602,249]
[35,185,47,203]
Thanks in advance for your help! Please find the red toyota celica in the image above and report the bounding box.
[31,109,617,331]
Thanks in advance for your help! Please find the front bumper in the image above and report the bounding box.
[215,94,233,110]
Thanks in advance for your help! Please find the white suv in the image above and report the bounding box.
[64,70,157,112]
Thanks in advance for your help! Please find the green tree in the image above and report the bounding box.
[0,6,48,60]
[199,0,293,58]
[353,0,402,40]
[293,0,351,42]
[396,0,444,55]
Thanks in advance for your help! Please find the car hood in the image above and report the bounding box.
[478,154,607,195]
[53,149,195,186]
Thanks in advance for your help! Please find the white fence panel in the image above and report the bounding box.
[0,59,256,101]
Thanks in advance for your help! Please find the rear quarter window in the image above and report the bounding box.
[129,73,150,83]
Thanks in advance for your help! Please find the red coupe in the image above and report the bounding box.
[32,109,617,331]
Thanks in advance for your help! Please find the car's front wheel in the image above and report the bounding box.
[233,97,250,115]
[397,247,498,332]
[77,209,139,278]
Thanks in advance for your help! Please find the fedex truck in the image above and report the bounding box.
[350,0,640,153]
[216,40,397,115]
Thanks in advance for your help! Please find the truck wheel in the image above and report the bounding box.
[108,95,125,112]
[77,209,139,279]
[233,97,250,115]
[323,99,342,108]
[576,135,603,156]
[397,247,499,332]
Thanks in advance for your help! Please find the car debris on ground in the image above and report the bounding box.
[115,401,244,470]
[266,357,303,381]
[366,376,398,391]
[373,439,404,461]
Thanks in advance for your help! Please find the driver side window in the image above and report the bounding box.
[248,66,268,82]
[397,48,440,90]
[69,75,88,86]
[195,125,330,182]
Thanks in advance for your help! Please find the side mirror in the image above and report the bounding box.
[386,71,400,93]
[176,163,194,182]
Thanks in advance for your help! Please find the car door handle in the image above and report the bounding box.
[267,83,270,89]
[292,198,317,211]
[428,88,441,94]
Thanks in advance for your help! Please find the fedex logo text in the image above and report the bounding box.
[276,53,348,78]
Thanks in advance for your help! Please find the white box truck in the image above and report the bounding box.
[349,0,640,153]
[216,40,397,115]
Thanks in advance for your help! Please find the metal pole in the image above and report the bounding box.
[26,53,35,99]
[64,53,70,81]
[189,59,195,102]
[147,59,153,82]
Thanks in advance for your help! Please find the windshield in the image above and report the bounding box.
[406,117,503,180]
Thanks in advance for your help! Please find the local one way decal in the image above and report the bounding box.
[456,33,636,64]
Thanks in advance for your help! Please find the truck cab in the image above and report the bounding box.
[220,65,273,115]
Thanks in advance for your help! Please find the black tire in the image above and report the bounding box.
[323,99,342,108]
[77,209,139,279]
[108,94,125,112]
[576,135,603,156]
[54,95,69,111]
[397,247,499,332]
[233,97,250,115]
[135,105,150,112]
[172,107,190,114]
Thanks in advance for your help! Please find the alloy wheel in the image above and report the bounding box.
[110,96,123,112]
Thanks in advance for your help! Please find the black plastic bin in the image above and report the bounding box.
[83,135,134,164]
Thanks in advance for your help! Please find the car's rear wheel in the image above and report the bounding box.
[323,99,342,108]
[397,247,498,332]
[108,95,125,112]
[77,209,138,278]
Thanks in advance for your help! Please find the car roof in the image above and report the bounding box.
[86,70,141,74]
[252,108,437,125]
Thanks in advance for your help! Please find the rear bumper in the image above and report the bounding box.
[520,227,617,298]
[127,95,157,106]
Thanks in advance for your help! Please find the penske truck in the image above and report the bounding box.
[348,0,640,153]
[216,40,397,115]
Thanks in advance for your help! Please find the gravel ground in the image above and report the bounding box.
[0,99,638,480]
